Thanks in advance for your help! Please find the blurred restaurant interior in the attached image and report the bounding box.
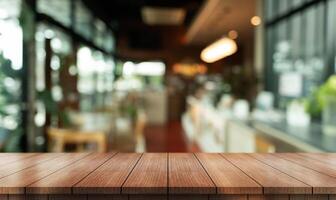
[0,0,336,153]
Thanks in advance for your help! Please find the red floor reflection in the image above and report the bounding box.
[144,121,200,152]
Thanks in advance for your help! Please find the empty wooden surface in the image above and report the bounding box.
[0,153,334,199]
[0,153,88,194]
[276,154,336,178]
[0,153,61,178]
[73,153,141,194]
[169,153,216,194]
[221,154,311,194]
[122,153,167,194]
[251,154,336,194]
[27,153,116,194]
[195,153,262,194]
[0,153,36,166]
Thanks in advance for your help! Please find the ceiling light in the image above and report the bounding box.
[201,37,238,63]
[251,16,261,26]
[228,30,238,40]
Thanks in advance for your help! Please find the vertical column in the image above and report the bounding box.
[22,0,37,152]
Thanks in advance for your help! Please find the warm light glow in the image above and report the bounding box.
[228,30,238,40]
[251,16,261,26]
[173,63,207,77]
[123,61,166,76]
[201,37,238,63]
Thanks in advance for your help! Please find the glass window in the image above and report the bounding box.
[75,1,93,40]
[0,0,24,151]
[37,0,72,27]
[77,46,115,110]
[0,0,21,19]
[289,14,301,60]
[265,0,275,22]
[94,19,106,48]
[278,0,289,16]
[265,0,330,109]
[104,30,115,52]
[326,0,336,74]
[290,0,305,10]
[35,23,73,92]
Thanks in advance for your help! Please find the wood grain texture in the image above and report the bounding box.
[27,153,116,194]
[0,153,336,197]
[129,195,167,200]
[0,154,36,166]
[7,195,48,200]
[276,154,336,178]
[122,153,167,194]
[0,154,62,179]
[298,154,336,166]
[249,195,289,200]
[74,153,142,194]
[169,195,208,200]
[209,194,247,200]
[87,195,128,200]
[169,153,216,194]
[48,195,87,200]
[222,154,311,194]
[196,153,262,194]
[251,154,336,194]
[0,153,89,194]
[289,195,328,200]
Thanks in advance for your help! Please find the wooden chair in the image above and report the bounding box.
[255,135,276,153]
[48,128,107,152]
[134,111,147,152]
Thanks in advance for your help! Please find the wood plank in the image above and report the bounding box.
[0,195,6,200]
[7,195,48,200]
[249,195,289,200]
[0,153,89,194]
[251,154,336,194]
[222,154,311,194]
[48,195,87,200]
[169,195,208,200]
[8,195,25,200]
[298,154,336,166]
[169,153,216,194]
[26,195,48,200]
[0,154,36,166]
[129,195,167,200]
[87,195,128,200]
[0,153,62,179]
[276,154,336,178]
[330,195,336,200]
[122,153,167,194]
[74,153,142,194]
[290,195,328,200]
[27,153,116,194]
[196,153,262,194]
[209,194,247,200]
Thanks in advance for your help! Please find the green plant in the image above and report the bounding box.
[306,75,336,117]
[0,51,23,152]
[37,90,71,128]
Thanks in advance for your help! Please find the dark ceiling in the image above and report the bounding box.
[83,0,204,28]
[82,0,205,50]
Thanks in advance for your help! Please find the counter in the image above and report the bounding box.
[1,153,336,199]
[252,120,336,152]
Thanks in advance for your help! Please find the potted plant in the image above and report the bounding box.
[306,75,336,135]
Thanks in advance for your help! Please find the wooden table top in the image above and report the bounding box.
[0,153,336,197]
